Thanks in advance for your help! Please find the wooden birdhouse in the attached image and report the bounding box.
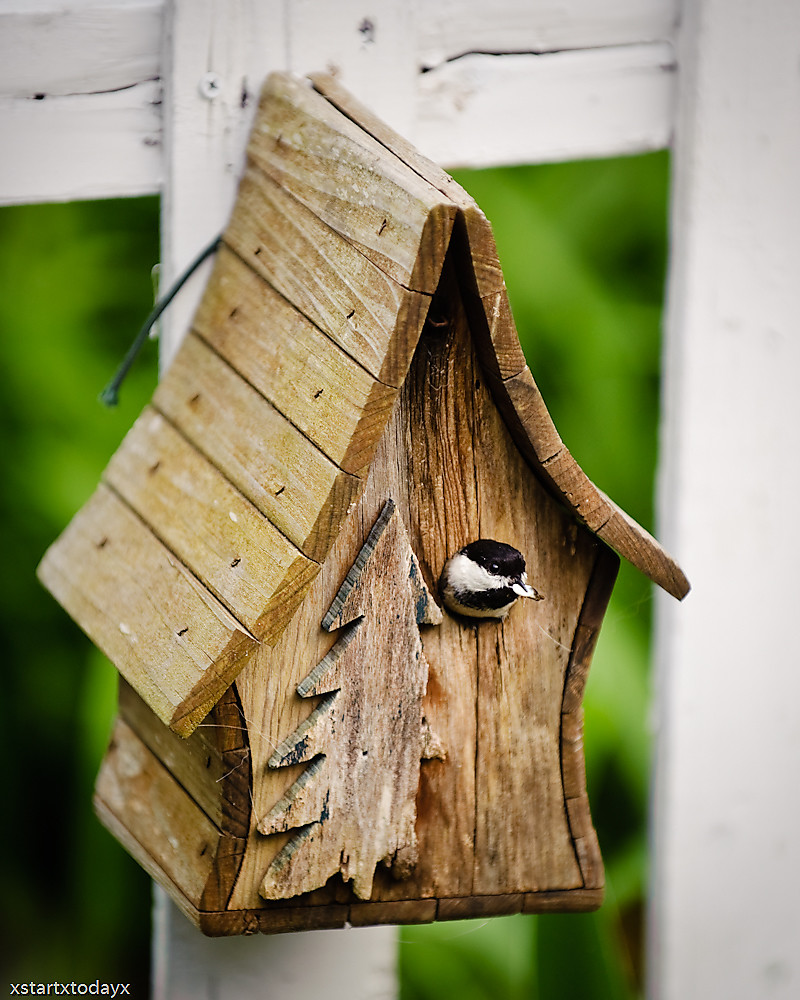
[38,72,689,937]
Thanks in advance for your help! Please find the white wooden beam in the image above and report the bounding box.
[0,0,680,208]
[652,0,800,997]
[416,0,676,64]
[152,891,398,1000]
[157,0,282,366]
[0,0,163,204]
[414,43,675,169]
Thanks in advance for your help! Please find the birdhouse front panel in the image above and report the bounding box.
[38,72,688,936]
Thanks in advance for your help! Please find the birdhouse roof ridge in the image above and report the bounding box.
[38,71,687,739]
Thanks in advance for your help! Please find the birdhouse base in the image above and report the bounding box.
[94,683,604,936]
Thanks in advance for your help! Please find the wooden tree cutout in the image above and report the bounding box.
[257,500,443,900]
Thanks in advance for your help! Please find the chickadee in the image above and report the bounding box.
[439,539,543,620]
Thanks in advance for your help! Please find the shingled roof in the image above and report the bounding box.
[38,72,688,739]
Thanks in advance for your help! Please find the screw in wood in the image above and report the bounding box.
[199,72,223,100]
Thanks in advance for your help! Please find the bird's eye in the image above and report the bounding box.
[490,562,499,572]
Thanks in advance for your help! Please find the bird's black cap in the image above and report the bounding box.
[459,539,526,578]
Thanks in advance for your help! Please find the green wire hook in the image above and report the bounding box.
[99,234,222,407]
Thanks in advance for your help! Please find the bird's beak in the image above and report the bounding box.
[512,581,544,601]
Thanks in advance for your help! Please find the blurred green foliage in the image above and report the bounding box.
[0,151,668,997]
[0,199,159,992]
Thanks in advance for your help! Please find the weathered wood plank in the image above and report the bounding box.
[199,683,252,912]
[224,162,432,387]
[119,679,226,827]
[654,5,800,994]
[37,484,256,737]
[365,286,483,902]
[106,682,253,916]
[438,894,524,921]
[521,888,603,913]
[155,332,362,561]
[562,543,619,716]
[156,0,287,370]
[311,70,517,379]
[257,502,442,901]
[495,367,689,599]
[248,73,455,293]
[311,71,522,382]
[95,716,220,908]
[104,405,318,642]
[348,899,437,927]
[191,245,398,476]
[197,904,352,937]
[562,712,603,891]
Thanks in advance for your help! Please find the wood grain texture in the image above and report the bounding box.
[104,679,253,917]
[191,244,397,476]
[105,406,318,641]
[39,70,692,935]
[224,162,432,388]
[0,1,679,209]
[258,501,442,901]
[199,683,252,913]
[559,543,619,891]
[248,73,456,293]
[428,260,594,896]
[228,291,483,909]
[155,332,362,562]
[119,679,227,827]
[185,890,603,935]
[94,717,220,908]
[348,899,438,927]
[37,484,257,737]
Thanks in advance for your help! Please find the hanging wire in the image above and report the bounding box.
[99,233,222,407]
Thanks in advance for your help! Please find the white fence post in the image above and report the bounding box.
[652,1,800,997]
[151,890,398,1000]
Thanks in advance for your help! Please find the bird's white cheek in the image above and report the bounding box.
[445,553,496,592]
